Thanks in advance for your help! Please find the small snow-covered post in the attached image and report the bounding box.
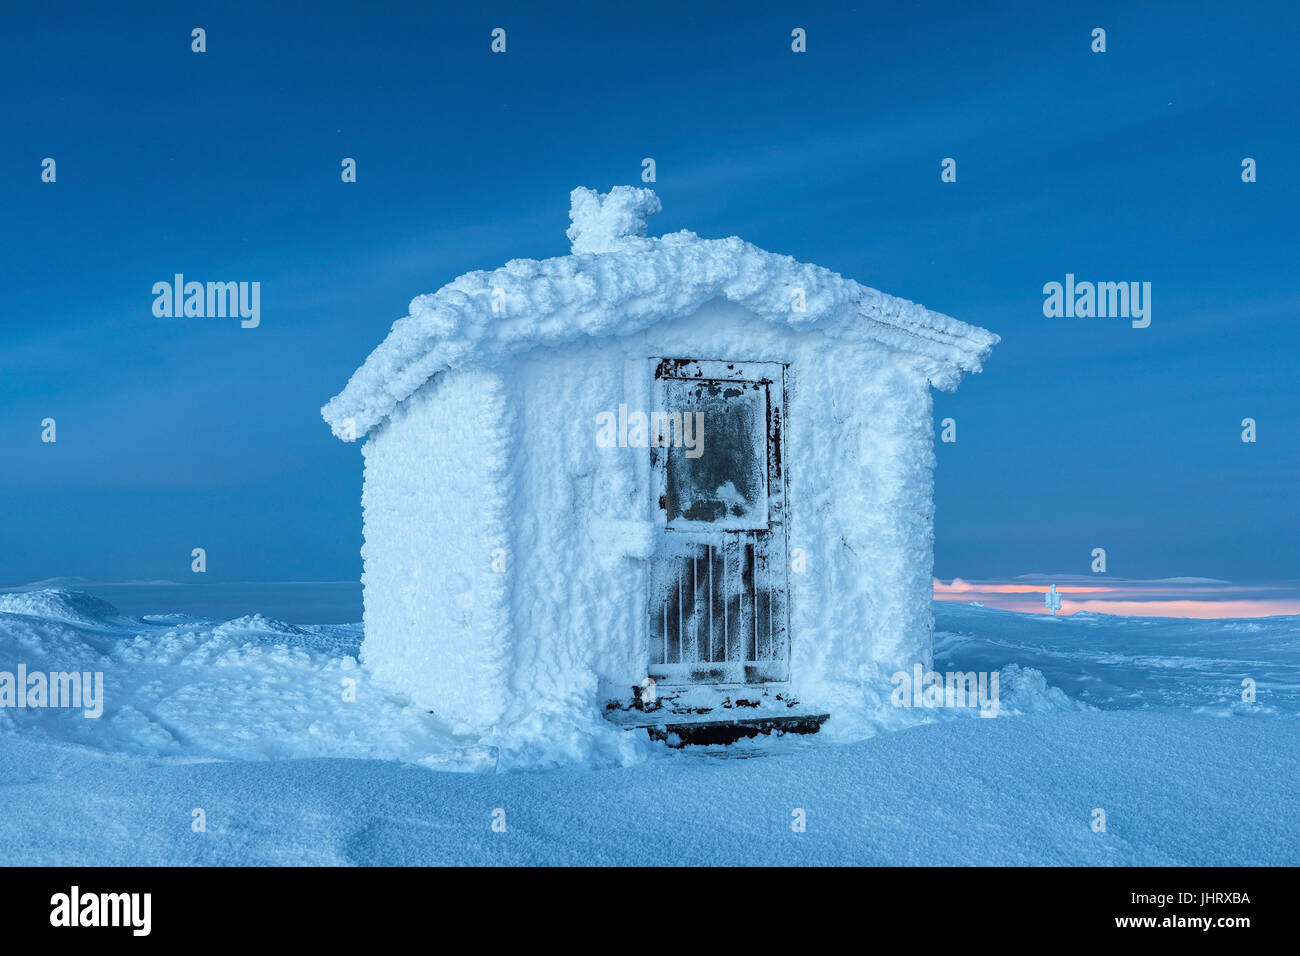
[1045,584,1061,616]
[637,676,657,709]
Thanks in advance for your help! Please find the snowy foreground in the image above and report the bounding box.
[0,588,1296,865]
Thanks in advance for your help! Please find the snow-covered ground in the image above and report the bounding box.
[0,587,1296,865]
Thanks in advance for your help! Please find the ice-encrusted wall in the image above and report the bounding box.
[504,301,937,726]
[358,367,514,734]
[357,299,938,751]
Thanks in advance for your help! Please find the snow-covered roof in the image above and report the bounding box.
[322,186,999,441]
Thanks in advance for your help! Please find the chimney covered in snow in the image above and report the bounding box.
[567,186,661,254]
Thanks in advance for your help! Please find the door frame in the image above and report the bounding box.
[647,357,790,685]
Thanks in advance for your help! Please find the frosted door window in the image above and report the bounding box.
[663,379,768,529]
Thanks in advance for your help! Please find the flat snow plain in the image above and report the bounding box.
[0,587,1295,865]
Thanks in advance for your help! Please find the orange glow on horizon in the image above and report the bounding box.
[935,579,1125,595]
[932,578,1300,619]
[1062,599,1300,619]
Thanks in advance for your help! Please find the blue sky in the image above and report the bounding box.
[1,0,1296,588]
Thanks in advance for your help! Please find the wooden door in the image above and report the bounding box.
[648,359,789,685]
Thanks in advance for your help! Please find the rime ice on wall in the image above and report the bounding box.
[323,187,998,764]
[358,369,514,734]
[500,306,945,741]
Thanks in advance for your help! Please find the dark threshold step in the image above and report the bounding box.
[643,713,829,748]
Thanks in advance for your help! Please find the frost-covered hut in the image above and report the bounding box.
[322,186,997,746]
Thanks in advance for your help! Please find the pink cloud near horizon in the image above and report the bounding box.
[933,577,1300,619]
